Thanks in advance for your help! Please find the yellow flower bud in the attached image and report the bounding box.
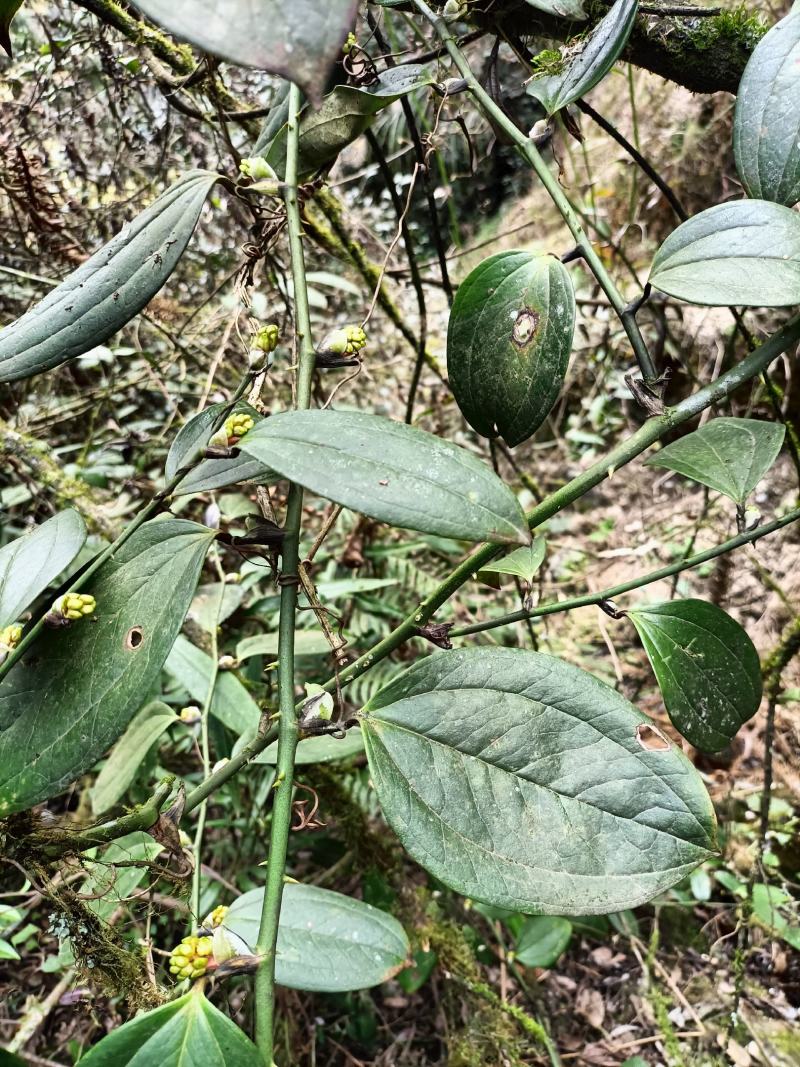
[55,593,96,621]
[224,413,255,443]
[319,324,368,360]
[343,31,357,55]
[253,324,280,354]
[0,624,23,650]
[168,935,214,981]
[204,904,229,929]
[179,706,202,725]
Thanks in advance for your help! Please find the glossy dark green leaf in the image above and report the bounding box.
[628,599,762,753]
[514,916,572,968]
[131,0,358,104]
[649,200,800,306]
[78,986,261,1067]
[165,634,260,736]
[0,172,218,383]
[447,252,575,447]
[266,66,435,179]
[360,648,716,914]
[239,411,531,545]
[0,0,23,55]
[526,0,638,115]
[0,520,213,816]
[90,701,176,815]
[524,0,586,19]
[0,509,86,629]
[734,5,800,208]
[225,882,409,992]
[645,417,785,503]
[166,401,278,497]
[479,537,546,583]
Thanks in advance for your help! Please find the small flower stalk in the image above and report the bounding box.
[45,593,96,628]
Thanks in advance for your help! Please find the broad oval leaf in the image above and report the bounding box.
[131,0,358,104]
[360,647,716,915]
[526,0,638,116]
[165,401,278,497]
[649,200,800,306]
[0,172,218,383]
[0,509,86,629]
[448,252,575,447]
[524,0,587,19]
[0,519,213,816]
[0,0,23,56]
[78,987,261,1067]
[225,882,409,992]
[90,701,177,815]
[627,599,762,753]
[514,915,572,968]
[165,633,260,736]
[265,66,435,180]
[239,411,531,545]
[645,417,785,503]
[734,5,800,208]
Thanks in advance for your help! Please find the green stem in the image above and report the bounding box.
[411,0,658,384]
[253,81,316,1066]
[451,505,800,638]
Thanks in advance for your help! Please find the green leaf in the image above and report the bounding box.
[189,583,245,633]
[239,411,530,545]
[165,634,260,735]
[0,0,23,56]
[248,728,365,766]
[447,251,575,447]
[78,986,262,1067]
[689,867,712,902]
[0,938,20,960]
[0,520,213,816]
[90,702,177,815]
[266,66,435,179]
[526,0,638,115]
[0,172,219,383]
[734,5,800,208]
[479,537,546,583]
[628,599,763,753]
[225,882,409,992]
[360,647,716,914]
[524,0,587,19]
[645,417,785,503]
[649,200,800,306]
[130,0,358,104]
[165,402,278,497]
[236,630,332,661]
[0,509,86,629]
[514,916,572,968]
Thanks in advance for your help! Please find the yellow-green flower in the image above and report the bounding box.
[253,323,280,354]
[168,935,214,980]
[224,413,255,442]
[204,905,229,929]
[343,31,357,55]
[0,624,23,650]
[322,324,367,358]
[55,593,96,621]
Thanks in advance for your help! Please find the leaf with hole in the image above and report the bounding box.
[479,537,547,583]
[645,417,785,503]
[0,171,218,383]
[90,702,177,815]
[224,882,408,992]
[239,410,530,545]
[447,252,575,447]
[265,66,435,180]
[734,5,800,208]
[649,200,800,306]
[627,599,762,753]
[0,509,86,629]
[514,916,572,968]
[526,0,638,115]
[165,634,260,736]
[78,985,262,1067]
[131,0,357,104]
[0,520,213,816]
[360,648,716,914]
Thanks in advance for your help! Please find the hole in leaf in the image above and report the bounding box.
[511,307,541,349]
[125,626,144,651]
[636,723,670,752]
